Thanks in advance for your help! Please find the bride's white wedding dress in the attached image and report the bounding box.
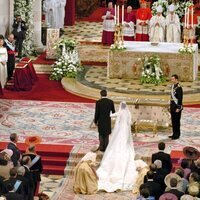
[97,101,138,192]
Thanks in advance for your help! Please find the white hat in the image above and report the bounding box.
[168,4,175,12]
[156,5,163,13]
[1,149,13,157]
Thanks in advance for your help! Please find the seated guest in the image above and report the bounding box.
[73,151,98,195]
[0,150,13,179]
[144,164,157,183]
[16,166,29,200]
[137,186,155,200]
[23,143,43,196]
[192,159,200,175]
[159,193,178,200]
[188,172,200,184]
[152,142,172,173]
[102,1,115,45]
[4,168,24,196]
[175,168,188,193]
[187,182,200,197]
[143,171,161,200]
[7,133,21,167]
[21,156,34,200]
[123,6,135,41]
[165,4,181,43]
[180,159,191,179]
[154,160,168,193]
[3,183,24,200]
[149,5,165,43]
[164,173,184,199]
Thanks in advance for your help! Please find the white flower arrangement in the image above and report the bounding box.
[152,0,193,18]
[14,0,36,56]
[110,41,126,50]
[140,55,165,85]
[178,46,195,54]
[50,39,83,80]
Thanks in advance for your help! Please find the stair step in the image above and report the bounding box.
[43,165,65,175]
[42,157,67,166]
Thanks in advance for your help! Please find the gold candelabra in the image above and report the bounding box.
[114,24,124,48]
[183,27,194,47]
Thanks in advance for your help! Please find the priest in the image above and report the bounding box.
[56,0,67,29]
[149,5,165,43]
[123,6,135,41]
[166,4,181,43]
[101,2,115,45]
[135,0,152,41]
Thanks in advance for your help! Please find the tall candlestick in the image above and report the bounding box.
[114,5,117,25]
[191,7,193,28]
[122,5,124,24]
[184,8,187,28]
[117,5,119,25]
[187,8,189,29]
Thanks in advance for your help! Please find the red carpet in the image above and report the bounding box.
[0,142,73,175]
[2,74,95,103]
[33,52,55,65]
[170,150,185,171]
[184,104,200,108]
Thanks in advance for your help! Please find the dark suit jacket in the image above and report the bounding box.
[12,20,27,39]
[7,142,21,167]
[143,180,161,200]
[152,151,172,173]
[94,98,115,135]
[3,192,24,200]
[22,153,43,182]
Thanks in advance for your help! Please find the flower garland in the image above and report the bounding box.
[14,0,36,56]
[139,55,165,85]
[152,0,194,18]
[178,46,195,54]
[50,39,83,80]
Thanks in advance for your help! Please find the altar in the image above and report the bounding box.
[108,42,198,82]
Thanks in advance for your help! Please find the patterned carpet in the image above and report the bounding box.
[0,99,199,151]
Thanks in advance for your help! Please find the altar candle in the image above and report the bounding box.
[191,7,193,28]
[117,5,119,25]
[184,8,187,28]
[115,5,117,25]
[187,8,189,28]
[122,4,124,24]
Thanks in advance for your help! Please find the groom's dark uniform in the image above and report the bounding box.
[94,97,115,151]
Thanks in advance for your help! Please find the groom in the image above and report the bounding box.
[94,90,115,152]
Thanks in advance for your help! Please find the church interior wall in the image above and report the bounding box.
[0,0,10,36]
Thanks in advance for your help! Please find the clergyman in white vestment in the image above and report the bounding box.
[43,0,57,28]
[149,5,165,43]
[166,4,181,43]
[97,101,138,192]
[56,0,67,29]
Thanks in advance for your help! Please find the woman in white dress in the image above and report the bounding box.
[0,35,8,88]
[97,101,138,192]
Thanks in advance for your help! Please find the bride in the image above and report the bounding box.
[97,101,138,192]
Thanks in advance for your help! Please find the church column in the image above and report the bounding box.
[33,0,43,51]
[0,0,10,36]
[9,0,14,34]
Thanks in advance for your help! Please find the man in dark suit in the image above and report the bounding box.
[12,15,27,58]
[94,90,115,152]
[152,142,172,173]
[7,133,21,167]
[169,74,183,140]
[22,145,43,196]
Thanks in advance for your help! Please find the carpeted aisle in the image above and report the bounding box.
[2,74,95,103]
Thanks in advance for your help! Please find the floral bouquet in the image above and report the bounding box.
[54,38,77,58]
[139,55,165,85]
[50,54,83,80]
[110,41,126,50]
[178,46,195,54]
